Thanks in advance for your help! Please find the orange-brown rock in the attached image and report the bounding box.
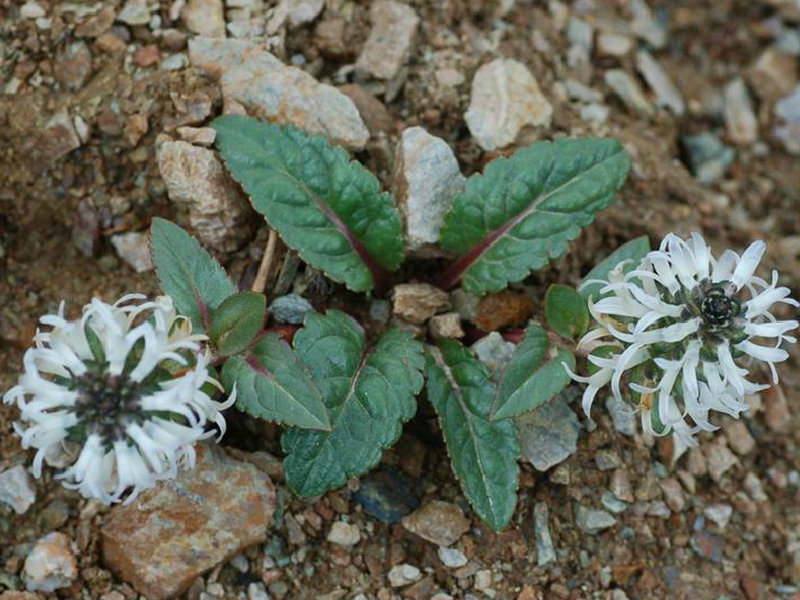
[101,444,275,600]
[475,291,534,332]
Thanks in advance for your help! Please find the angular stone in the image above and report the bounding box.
[117,0,150,25]
[392,126,464,255]
[0,465,36,514]
[471,332,515,378]
[636,49,684,116]
[23,532,78,592]
[183,0,225,37]
[437,547,467,568]
[392,283,450,324]
[764,385,791,432]
[725,420,756,455]
[388,564,421,587]
[604,396,636,437]
[658,478,685,512]
[629,0,666,49]
[340,84,394,134]
[326,521,361,547]
[682,132,735,185]
[20,1,45,19]
[187,37,264,79]
[402,500,470,547]
[705,443,739,482]
[517,392,580,472]
[475,291,534,332]
[269,294,313,325]
[605,69,654,117]
[110,231,153,273]
[314,18,349,59]
[428,312,464,340]
[176,126,216,146]
[704,504,733,529]
[157,140,255,253]
[574,504,616,534]
[610,468,634,502]
[748,47,799,102]
[282,0,325,27]
[75,4,117,37]
[774,84,800,154]
[28,109,81,168]
[465,59,552,151]
[54,40,92,91]
[723,77,758,145]
[533,501,556,566]
[101,445,276,600]
[355,1,419,80]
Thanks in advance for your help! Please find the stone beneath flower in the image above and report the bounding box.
[569,233,798,446]
[3,294,235,504]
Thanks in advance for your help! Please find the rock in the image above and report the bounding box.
[124,113,149,145]
[110,232,153,273]
[600,490,629,514]
[438,547,468,568]
[176,126,216,146]
[187,37,262,78]
[517,392,580,472]
[629,0,666,49]
[340,84,394,134]
[691,531,724,563]
[75,4,116,37]
[636,50,684,116]
[596,32,633,57]
[392,283,450,324]
[465,59,553,151]
[605,69,654,117]
[604,396,636,437]
[474,569,492,591]
[574,504,616,534]
[20,1,45,19]
[579,103,610,124]
[723,78,758,145]
[101,445,276,600]
[686,447,707,476]
[157,140,255,253]
[248,583,270,600]
[392,126,464,255]
[764,385,791,431]
[23,532,77,592]
[749,48,799,102]
[95,32,127,53]
[353,468,419,523]
[594,449,620,471]
[282,0,325,27]
[475,291,534,332]
[116,0,150,25]
[388,564,421,587]
[214,47,369,151]
[0,466,36,514]
[681,132,735,185]
[533,502,556,566]
[355,1,419,80]
[658,478,685,512]
[54,40,92,91]
[471,332,515,378]
[314,18,349,59]
[183,0,225,37]
[133,45,161,67]
[705,443,739,482]
[567,17,593,49]
[327,521,361,547]
[401,500,470,547]
[704,504,733,529]
[162,53,190,71]
[450,289,479,322]
[774,84,800,154]
[610,468,634,502]
[647,500,671,517]
[725,420,756,455]
[743,471,768,502]
[429,312,464,339]
[565,79,603,103]
[269,294,313,325]
[27,109,81,169]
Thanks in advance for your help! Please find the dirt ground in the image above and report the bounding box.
[1,0,800,599]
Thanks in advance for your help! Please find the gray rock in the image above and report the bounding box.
[682,132,735,184]
[283,0,325,27]
[20,1,46,19]
[658,478,685,512]
[725,420,756,455]
[610,468,634,502]
[575,504,617,534]
[54,40,92,91]
[647,500,671,518]
[533,501,556,566]
[392,127,464,255]
[636,49,684,115]
[0,465,36,514]
[117,0,149,25]
[774,84,800,154]
[248,582,270,600]
[605,69,654,117]
[630,0,667,49]
[269,294,313,325]
[704,504,733,529]
[777,28,800,55]
[24,532,78,592]
[158,141,255,253]
[567,17,593,49]
[465,58,553,151]
[723,77,758,145]
[579,103,610,124]
[595,449,620,471]
[601,490,629,514]
[182,0,225,37]
[565,79,603,103]
[705,443,739,482]
[388,564,421,587]
[437,547,468,568]
[471,332,515,378]
[110,232,153,273]
[517,392,580,472]
[450,289,479,322]
[369,299,391,324]
[161,53,189,71]
[604,396,636,437]
[355,1,419,81]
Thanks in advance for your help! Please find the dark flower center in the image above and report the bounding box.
[701,291,733,327]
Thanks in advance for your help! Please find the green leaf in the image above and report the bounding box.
[490,325,575,421]
[282,310,425,496]
[211,115,404,293]
[438,138,630,295]
[426,340,520,531]
[209,292,266,356]
[545,284,590,340]
[150,218,236,333]
[221,333,330,430]
[579,235,651,301]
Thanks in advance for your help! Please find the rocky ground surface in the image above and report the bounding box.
[1,0,800,599]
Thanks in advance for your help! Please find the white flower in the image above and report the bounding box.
[3,294,235,504]
[569,233,798,447]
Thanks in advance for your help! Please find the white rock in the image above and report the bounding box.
[596,32,633,57]
[21,1,46,19]
[392,126,464,255]
[327,521,361,546]
[110,231,154,273]
[630,0,666,49]
[24,532,78,592]
[703,504,733,529]
[465,58,553,151]
[774,83,800,154]
[182,0,225,37]
[724,77,758,145]
[605,69,654,117]
[437,547,468,568]
[636,49,684,116]
[117,0,150,25]
[387,564,421,587]
[157,141,255,253]
[355,1,420,80]
[0,465,36,514]
[282,0,325,27]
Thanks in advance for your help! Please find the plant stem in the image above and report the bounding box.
[252,228,279,295]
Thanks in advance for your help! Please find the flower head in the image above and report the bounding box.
[570,233,798,446]
[3,294,235,504]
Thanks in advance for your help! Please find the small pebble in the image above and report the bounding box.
[23,532,78,592]
[704,504,733,529]
[327,521,361,547]
[0,465,36,514]
[438,547,468,569]
[388,564,421,587]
